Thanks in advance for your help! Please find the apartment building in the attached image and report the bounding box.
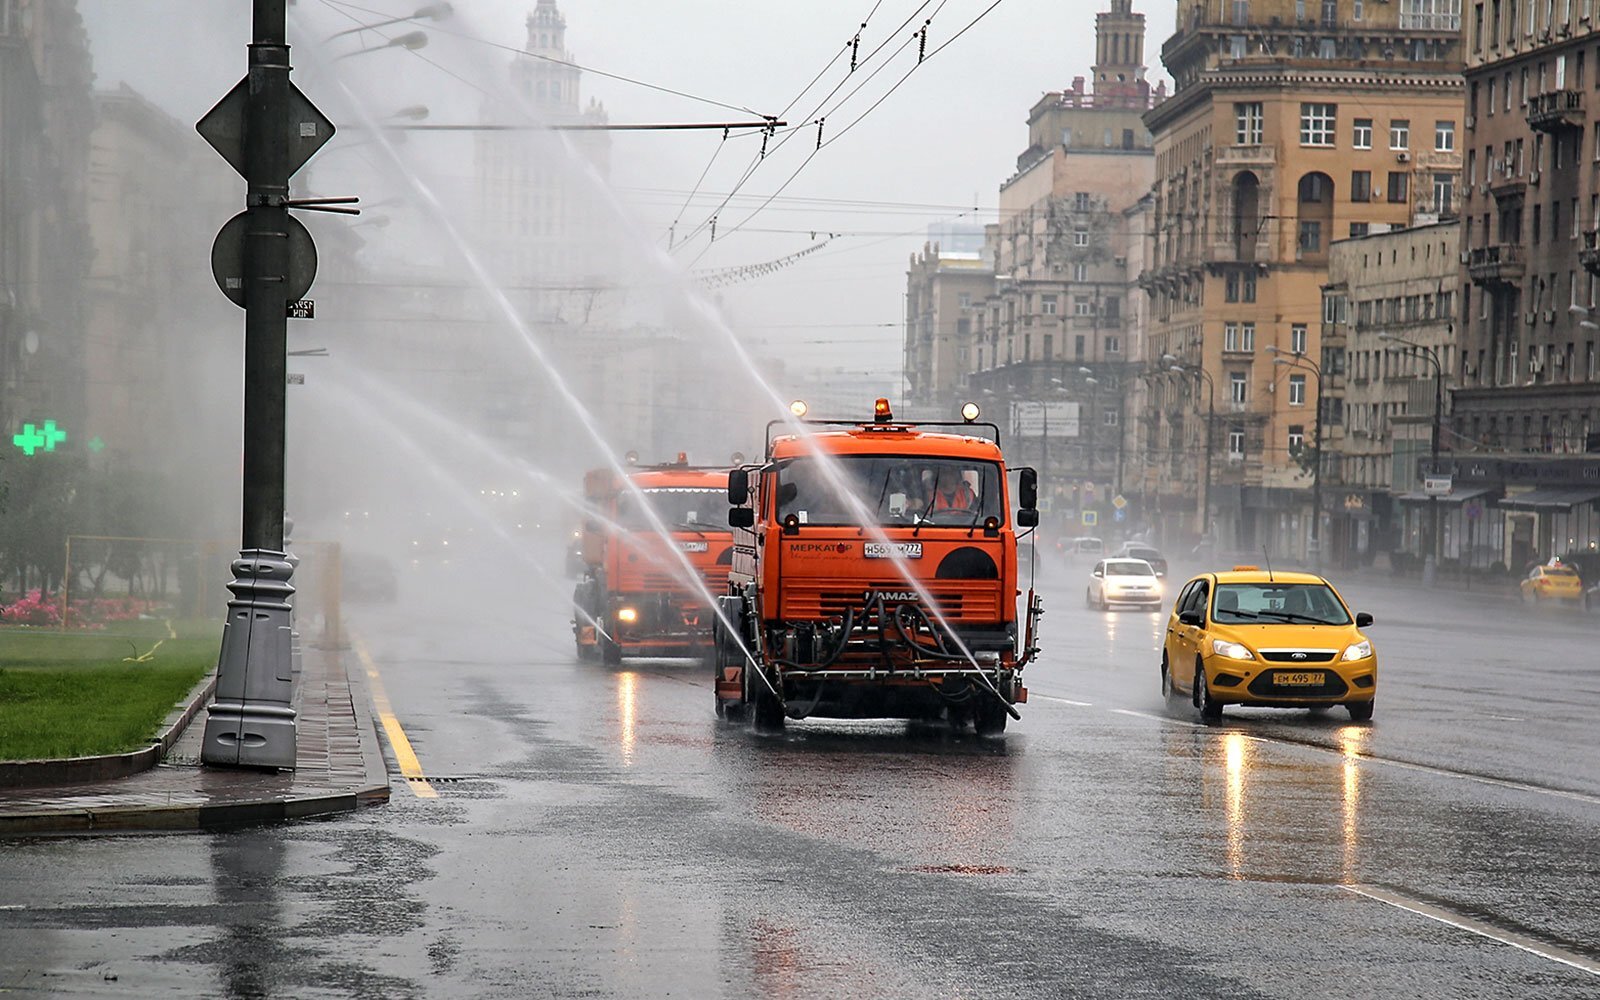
[1142,0,1464,556]
[1452,0,1600,566]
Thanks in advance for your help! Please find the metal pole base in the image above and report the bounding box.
[202,550,298,770]
[1422,555,1438,588]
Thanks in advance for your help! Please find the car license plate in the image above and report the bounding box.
[1272,672,1326,686]
[864,542,922,559]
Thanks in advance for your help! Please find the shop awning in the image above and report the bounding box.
[1395,485,1498,504]
[1496,487,1600,512]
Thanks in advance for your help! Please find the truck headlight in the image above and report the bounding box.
[616,607,638,624]
[1211,639,1253,660]
[1341,639,1372,661]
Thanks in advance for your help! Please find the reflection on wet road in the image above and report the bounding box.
[2,553,1598,998]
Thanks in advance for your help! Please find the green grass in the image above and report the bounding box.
[0,628,219,761]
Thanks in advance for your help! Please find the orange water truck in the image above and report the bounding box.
[573,453,734,664]
[713,399,1043,734]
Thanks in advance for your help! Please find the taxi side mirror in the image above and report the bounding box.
[727,468,749,504]
[728,507,755,529]
[1178,609,1203,626]
[1355,611,1373,627]
[1016,509,1039,528]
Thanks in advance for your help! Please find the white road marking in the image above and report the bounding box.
[1109,708,1191,725]
[1031,694,1093,707]
[1343,884,1600,978]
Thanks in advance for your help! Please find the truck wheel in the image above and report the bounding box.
[975,697,1009,737]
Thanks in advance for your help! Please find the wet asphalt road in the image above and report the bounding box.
[4,547,1600,998]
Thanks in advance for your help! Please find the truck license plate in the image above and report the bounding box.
[864,542,922,559]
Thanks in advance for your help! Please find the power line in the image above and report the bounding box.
[317,0,768,117]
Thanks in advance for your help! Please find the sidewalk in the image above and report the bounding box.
[0,640,390,836]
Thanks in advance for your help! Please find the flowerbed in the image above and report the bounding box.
[0,590,173,629]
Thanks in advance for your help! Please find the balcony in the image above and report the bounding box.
[1467,244,1524,286]
[1527,90,1585,133]
[1584,231,1600,277]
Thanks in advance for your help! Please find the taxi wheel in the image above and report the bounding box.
[1347,700,1374,722]
[1160,655,1179,704]
[1194,664,1222,723]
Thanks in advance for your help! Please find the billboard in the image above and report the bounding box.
[1011,400,1080,438]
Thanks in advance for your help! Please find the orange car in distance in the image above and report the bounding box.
[573,454,732,664]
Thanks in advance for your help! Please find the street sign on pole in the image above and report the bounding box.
[1082,510,1098,527]
[1423,475,1453,497]
[197,77,335,180]
[1111,493,1127,510]
[211,212,318,308]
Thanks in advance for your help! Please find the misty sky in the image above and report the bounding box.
[80,1,1175,381]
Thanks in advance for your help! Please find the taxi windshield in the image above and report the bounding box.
[775,456,1003,527]
[615,488,729,532]
[1211,582,1351,625]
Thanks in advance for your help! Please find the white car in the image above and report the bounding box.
[1085,558,1163,610]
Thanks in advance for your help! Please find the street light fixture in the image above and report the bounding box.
[336,30,429,59]
[1379,330,1446,586]
[1272,350,1325,568]
[327,3,453,40]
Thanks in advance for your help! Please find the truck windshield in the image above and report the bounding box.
[1211,583,1351,625]
[616,488,729,532]
[774,456,1004,527]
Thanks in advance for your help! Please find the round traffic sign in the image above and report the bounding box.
[210,211,317,309]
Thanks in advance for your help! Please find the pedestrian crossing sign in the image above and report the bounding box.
[1082,510,1098,527]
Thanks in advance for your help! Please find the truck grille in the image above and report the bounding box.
[779,580,1001,623]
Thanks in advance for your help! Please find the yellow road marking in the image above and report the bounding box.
[351,632,436,799]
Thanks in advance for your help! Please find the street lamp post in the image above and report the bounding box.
[1380,331,1445,586]
[1271,348,1324,569]
[1163,354,1215,541]
[1078,367,1097,499]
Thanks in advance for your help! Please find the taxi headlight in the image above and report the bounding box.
[1341,639,1372,661]
[1211,638,1253,660]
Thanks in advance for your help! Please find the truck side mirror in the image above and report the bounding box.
[582,519,599,533]
[1017,468,1038,511]
[1015,509,1039,528]
[727,468,749,504]
[729,507,755,528]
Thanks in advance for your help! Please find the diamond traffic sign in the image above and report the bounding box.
[196,77,335,180]
[1111,493,1128,510]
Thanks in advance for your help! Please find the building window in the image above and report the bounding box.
[1041,294,1058,315]
[1226,275,1241,303]
[1103,409,1119,426]
[1225,322,1240,350]
[1105,335,1122,353]
[1230,371,1249,403]
[1390,119,1411,150]
[1288,373,1307,405]
[1291,323,1308,354]
[1288,425,1306,452]
[1301,103,1337,146]
[1232,0,1250,24]
[1433,173,1455,212]
[1435,120,1456,151]
[1073,262,1088,281]
[1228,427,1246,457]
[1298,220,1324,254]
[958,293,972,308]
[1351,170,1372,202]
[1073,229,1089,247]
[1075,295,1093,316]
[1235,102,1265,145]
[1074,191,1092,212]
[1350,222,1370,237]
[1242,322,1256,351]
[1353,118,1373,149]
[1388,172,1410,203]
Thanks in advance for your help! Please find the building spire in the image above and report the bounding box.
[1091,0,1149,109]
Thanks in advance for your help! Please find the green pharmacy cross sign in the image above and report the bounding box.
[12,420,67,456]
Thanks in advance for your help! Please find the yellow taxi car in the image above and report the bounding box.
[1520,562,1583,603]
[1160,567,1376,723]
